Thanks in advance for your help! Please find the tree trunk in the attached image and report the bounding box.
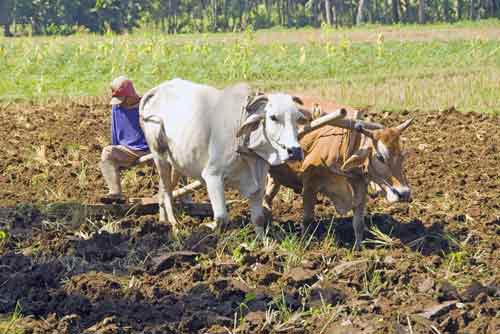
[443,0,451,21]
[375,0,381,22]
[332,1,338,27]
[212,0,217,31]
[457,0,464,18]
[401,0,410,22]
[351,0,357,24]
[325,0,332,25]
[383,0,389,23]
[264,0,272,23]
[392,0,400,22]
[278,0,283,25]
[494,0,500,16]
[238,0,243,30]
[311,0,318,26]
[367,0,373,22]
[418,0,425,23]
[470,0,478,19]
[356,0,366,25]
[285,0,291,26]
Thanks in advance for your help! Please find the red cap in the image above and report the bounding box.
[110,76,140,105]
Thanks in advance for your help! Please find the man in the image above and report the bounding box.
[100,76,149,204]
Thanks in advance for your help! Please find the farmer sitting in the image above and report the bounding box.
[100,76,149,204]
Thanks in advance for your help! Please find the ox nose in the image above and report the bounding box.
[287,147,303,161]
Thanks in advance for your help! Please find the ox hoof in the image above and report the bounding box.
[202,220,228,234]
[353,241,362,252]
[254,225,266,238]
[161,221,179,237]
[202,221,218,231]
[263,206,273,222]
[178,194,194,205]
[301,218,315,232]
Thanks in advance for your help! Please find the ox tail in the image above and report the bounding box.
[140,88,169,155]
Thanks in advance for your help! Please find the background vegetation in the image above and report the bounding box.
[1,22,499,113]
[0,0,499,36]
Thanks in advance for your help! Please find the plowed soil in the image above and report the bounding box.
[0,102,499,334]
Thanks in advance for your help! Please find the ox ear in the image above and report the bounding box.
[246,95,268,114]
[297,107,313,125]
[292,96,304,105]
[341,147,372,172]
[312,103,324,120]
[237,114,265,137]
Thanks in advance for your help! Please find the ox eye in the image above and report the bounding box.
[376,153,385,163]
[270,115,278,122]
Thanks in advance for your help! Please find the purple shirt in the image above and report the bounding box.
[111,104,149,151]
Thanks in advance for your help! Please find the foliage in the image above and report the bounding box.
[1,0,499,35]
[0,230,7,252]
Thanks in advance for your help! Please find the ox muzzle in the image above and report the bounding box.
[287,146,304,161]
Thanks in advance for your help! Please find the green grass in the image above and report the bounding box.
[1,22,499,112]
[0,302,24,334]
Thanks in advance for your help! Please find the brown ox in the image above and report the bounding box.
[264,97,413,250]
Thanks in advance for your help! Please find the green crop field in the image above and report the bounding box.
[1,21,499,113]
[1,20,500,334]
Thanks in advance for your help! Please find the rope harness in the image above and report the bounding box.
[315,119,370,179]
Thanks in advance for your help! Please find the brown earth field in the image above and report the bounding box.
[0,101,499,334]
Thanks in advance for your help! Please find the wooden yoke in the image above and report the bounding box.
[130,109,382,201]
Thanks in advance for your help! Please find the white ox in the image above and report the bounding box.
[139,79,310,234]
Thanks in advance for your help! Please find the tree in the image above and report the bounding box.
[0,0,14,36]
[418,0,425,23]
[93,0,145,33]
[443,0,451,21]
[0,0,497,36]
[325,0,332,25]
[470,0,478,19]
[392,0,400,22]
[356,0,366,25]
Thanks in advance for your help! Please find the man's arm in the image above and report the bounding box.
[111,107,118,145]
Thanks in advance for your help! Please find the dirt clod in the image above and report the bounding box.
[285,267,319,287]
[148,251,200,274]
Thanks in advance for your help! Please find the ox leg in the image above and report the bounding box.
[263,176,280,215]
[351,181,368,251]
[154,156,179,233]
[352,203,366,251]
[202,172,228,232]
[249,188,267,237]
[303,184,317,228]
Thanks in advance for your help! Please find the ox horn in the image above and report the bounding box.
[246,95,269,114]
[395,118,413,133]
[354,122,375,139]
